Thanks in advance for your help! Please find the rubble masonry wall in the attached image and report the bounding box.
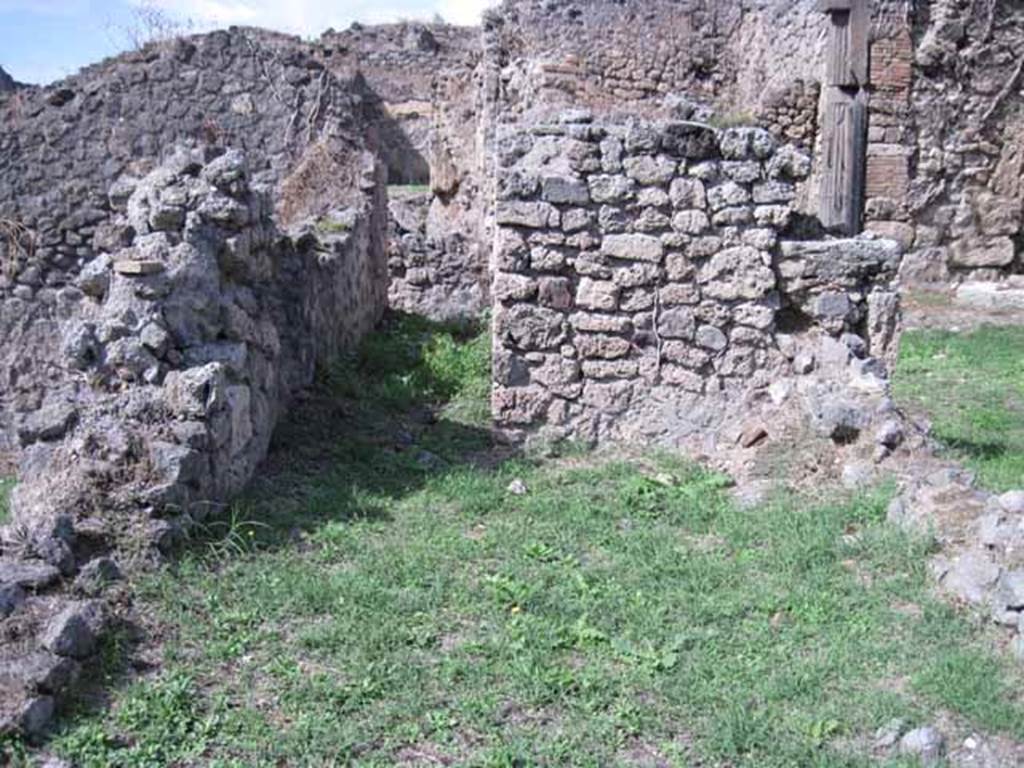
[490,115,902,446]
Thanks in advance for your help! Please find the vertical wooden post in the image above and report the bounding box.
[817,0,870,235]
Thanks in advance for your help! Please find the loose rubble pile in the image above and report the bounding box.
[892,467,1024,663]
[1,558,113,738]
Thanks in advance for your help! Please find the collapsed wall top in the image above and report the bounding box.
[0,27,369,266]
[0,27,384,460]
[0,66,19,93]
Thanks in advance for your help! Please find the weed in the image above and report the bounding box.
[330,311,491,426]
[315,215,351,235]
[54,672,222,767]
[108,1,195,50]
[0,734,30,767]
[0,477,13,525]
[190,503,268,561]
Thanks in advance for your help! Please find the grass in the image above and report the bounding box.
[0,477,13,525]
[708,111,757,130]
[894,325,1024,491]
[315,216,352,236]
[329,311,491,430]
[388,184,431,197]
[21,314,1024,766]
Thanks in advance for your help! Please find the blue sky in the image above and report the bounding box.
[0,0,491,84]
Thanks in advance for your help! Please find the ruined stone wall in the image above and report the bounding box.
[6,147,386,531]
[387,189,485,320]
[0,147,387,735]
[483,0,826,130]
[0,28,366,256]
[319,23,480,184]
[0,30,395,736]
[319,23,489,320]
[893,1,1024,280]
[0,28,381,458]
[478,0,832,293]
[482,0,1024,282]
[491,115,901,446]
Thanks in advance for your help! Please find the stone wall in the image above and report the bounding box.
[894,1,1024,280]
[319,23,480,184]
[0,28,393,515]
[319,22,489,320]
[0,28,366,254]
[481,0,1024,282]
[8,144,387,528]
[483,0,826,126]
[478,0,831,288]
[0,27,394,736]
[491,114,901,447]
[0,28,380,457]
[387,189,485,321]
[0,145,387,736]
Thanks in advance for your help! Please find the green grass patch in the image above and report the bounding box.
[315,215,353,236]
[0,477,13,525]
[331,311,491,428]
[388,183,431,196]
[50,456,1024,767]
[42,318,1024,766]
[894,325,1024,491]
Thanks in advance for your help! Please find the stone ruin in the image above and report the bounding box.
[2,0,1024,740]
[491,118,901,454]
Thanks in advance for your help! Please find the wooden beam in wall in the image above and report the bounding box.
[820,88,868,234]
[819,0,870,233]
[822,0,870,87]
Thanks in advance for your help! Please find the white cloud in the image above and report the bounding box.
[435,0,491,25]
[134,0,493,35]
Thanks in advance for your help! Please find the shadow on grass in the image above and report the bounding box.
[894,325,1024,492]
[35,312,504,753]
[940,435,1009,462]
[180,309,505,555]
